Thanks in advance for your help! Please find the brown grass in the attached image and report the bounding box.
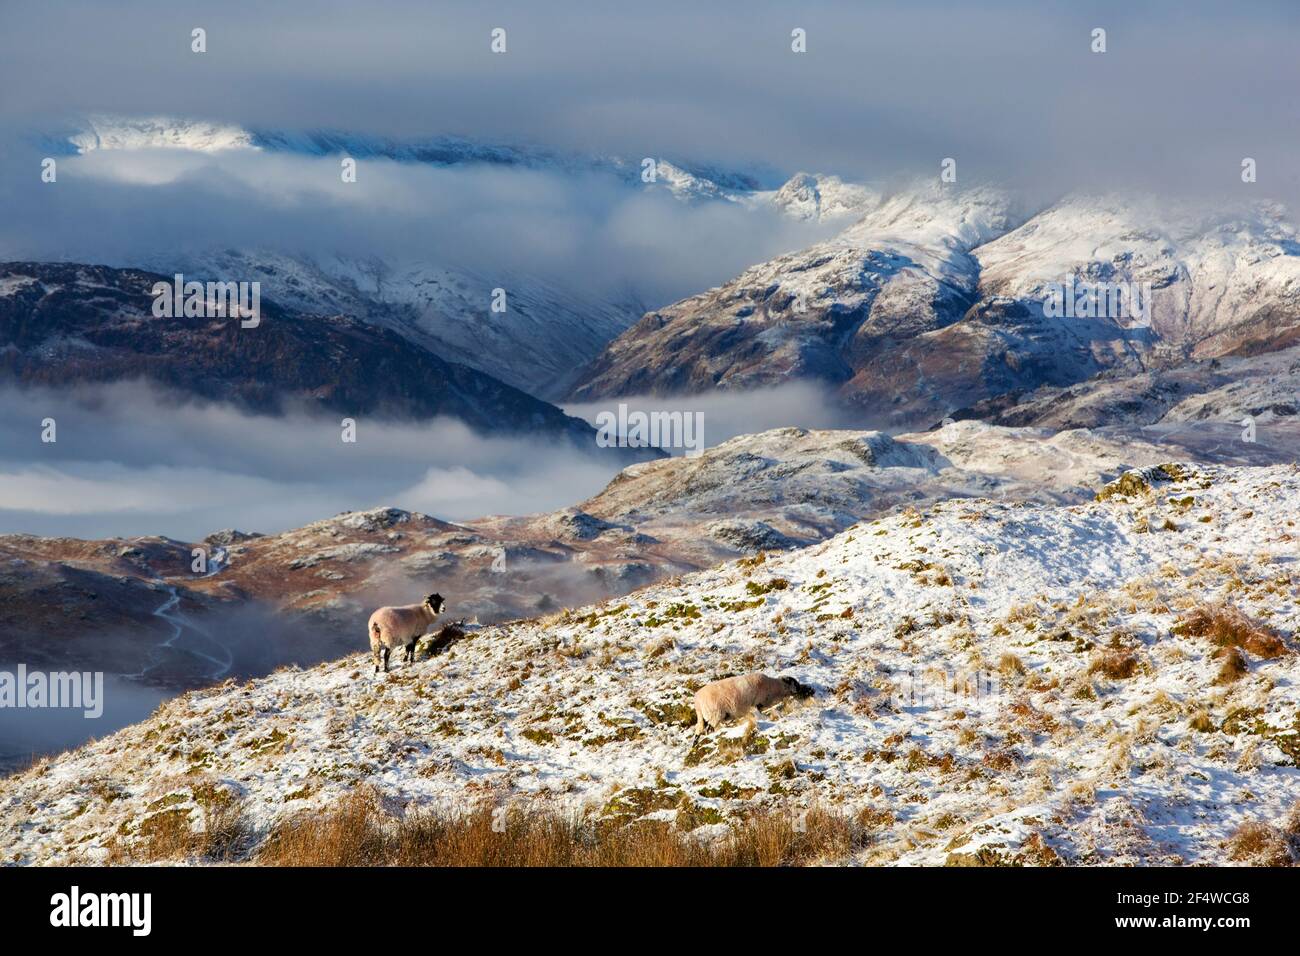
[111,799,254,864]
[1214,646,1249,684]
[256,789,862,867]
[1224,801,1300,865]
[1174,604,1288,659]
[1089,648,1140,680]
[1226,821,1292,866]
[998,654,1026,678]
[981,748,1018,772]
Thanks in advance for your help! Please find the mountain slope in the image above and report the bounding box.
[954,343,1300,437]
[973,196,1300,358]
[146,249,644,402]
[3,461,1296,865]
[0,261,601,440]
[568,182,1027,406]
[7,420,1293,695]
[570,190,1300,430]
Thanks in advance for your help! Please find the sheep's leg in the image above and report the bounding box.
[372,646,382,674]
[690,713,707,749]
[382,647,392,673]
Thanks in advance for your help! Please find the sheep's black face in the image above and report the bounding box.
[782,676,815,699]
[425,593,446,614]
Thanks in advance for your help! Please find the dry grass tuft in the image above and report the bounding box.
[998,654,1026,678]
[1226,820,1293,866]
[199,799,257,862]
[257,789,862,866]
[1214,646,1249,684]
[111,798,254,864]
[1174,604,1288,659]
[1089,648,1140,680]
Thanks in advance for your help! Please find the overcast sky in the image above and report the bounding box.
[1,0,1298,201]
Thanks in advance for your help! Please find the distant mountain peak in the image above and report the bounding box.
[42,113,776,198]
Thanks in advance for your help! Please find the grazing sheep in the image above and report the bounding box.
[691,672,815,744]
[368,593,445,673]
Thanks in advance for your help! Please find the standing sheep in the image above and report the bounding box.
[368,593,446,673]
[691,672,815,744]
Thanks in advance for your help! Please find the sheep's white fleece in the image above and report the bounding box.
[369,603,437,651]
[693,672,790,732]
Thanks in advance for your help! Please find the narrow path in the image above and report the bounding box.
[126,583,235,682]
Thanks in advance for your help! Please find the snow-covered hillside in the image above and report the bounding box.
[568,181,1030,404]
[0,261,606,441]
[571,185,1300,429]
[145,248,643,400]
[975,195,1300,356]
[4,419,1217,682]
[4,461,1296,865]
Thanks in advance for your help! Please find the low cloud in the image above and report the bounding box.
[0,381,865,540]
[565,380,867,453]
[0,382,624,539]
[0,141,835,310]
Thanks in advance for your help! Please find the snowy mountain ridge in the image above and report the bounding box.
[43,114,777,197]
[44,115,886,225]
[139,248,643,401]
[573,183,1300,431]
[36,116,1300,432]
[42,117,872,398]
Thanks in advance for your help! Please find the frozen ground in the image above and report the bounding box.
[2,461,1297,865]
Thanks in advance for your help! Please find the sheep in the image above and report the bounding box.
[368,593,445,673]
[691,672,815,744]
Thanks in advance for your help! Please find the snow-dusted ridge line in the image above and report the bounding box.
[40,114,781,195]
[41,116,894,225]
[3,461,1297,865]
[570,177,1300,427]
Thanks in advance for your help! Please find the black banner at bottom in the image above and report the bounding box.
[0,864,1281,943]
